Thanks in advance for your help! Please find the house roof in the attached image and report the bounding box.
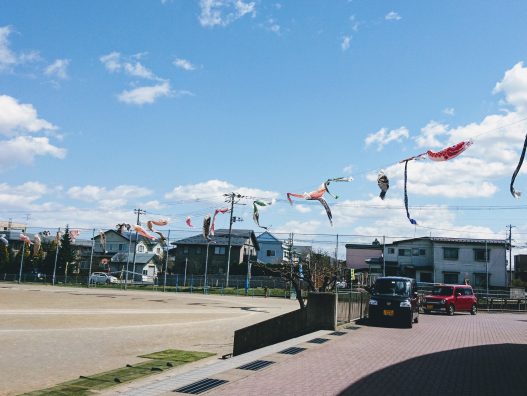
[391,236,508,246]
[171,229,259,250]
[257,231,282,244]
[345,243,384,250]
[111,252,157,264]
[93,229,160,244]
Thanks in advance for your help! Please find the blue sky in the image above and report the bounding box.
[1,0,527,255]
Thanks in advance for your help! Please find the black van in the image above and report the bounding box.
[368,276,419,328]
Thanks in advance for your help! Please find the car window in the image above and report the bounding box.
[373,279,410,297]
[432,286,453,296]
[463,288,473,296]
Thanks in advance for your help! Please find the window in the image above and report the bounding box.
[443,272,459,284]
[412,248,420,256]
[419,272,433,283]
[266,250,276,257]
[142,269,147,275]
[398,249,411,256]
[214,246,226,255]
[388,248,395,254]
[474,248,490,262]
[119,244,126,251]
[474,273,488,288]
[183,247,189,254]
[155,247,161,254]
[443,247,459,260]
[137,245,145,253]
[419,249,426,256]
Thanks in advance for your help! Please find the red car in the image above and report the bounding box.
[422,284,478,316]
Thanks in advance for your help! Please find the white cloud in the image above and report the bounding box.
[266,18,281,34]
[165,179,279,203]
[385,11,402,21]
[0,136,66,167]
[67,185,152,209]
[199,0,256,27]
[123,62,156,79]
[443,107,455,116]
[117,82,172,105]
[100,51,156,79]
[0,25,40,72]
[45,58,70,80]
[100,52,121,73]
[493,61,527,113]
[0,26,17,71]
[365,127,409,151]
[415,121,448,148]
[341,35,351,51]
[0,95,57,137]
[343,165,354,174]
[294,204,311,214]
[173,58,196,71]
[349,15,361,32]
[272,220,321,235]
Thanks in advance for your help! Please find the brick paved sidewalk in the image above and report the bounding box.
[116,312,527,396]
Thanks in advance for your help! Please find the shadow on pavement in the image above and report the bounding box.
[338,344,527,396]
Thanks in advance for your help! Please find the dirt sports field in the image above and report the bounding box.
[0,283,298,395]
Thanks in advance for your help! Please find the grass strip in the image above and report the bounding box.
[23,349,215,395]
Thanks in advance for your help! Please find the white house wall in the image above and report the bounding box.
[432,244,507,287]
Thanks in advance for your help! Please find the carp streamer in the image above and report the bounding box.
[147,219,169,241]
[287,182,334,226]
[210,208,230,236]
[510,132,527,199]
[253,200,272,229]
[377,171,389,200]
[203,215,211,241]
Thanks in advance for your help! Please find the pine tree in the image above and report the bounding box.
[58,226,76,275]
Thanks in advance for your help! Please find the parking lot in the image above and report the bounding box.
[113,307,527,395]
[0,283,298,395]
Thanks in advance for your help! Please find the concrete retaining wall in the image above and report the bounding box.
[233,293,337,356]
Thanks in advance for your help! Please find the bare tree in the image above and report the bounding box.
[255,248,345,309]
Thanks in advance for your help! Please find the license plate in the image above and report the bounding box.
[427,304,433,310]
[383,309,394,316]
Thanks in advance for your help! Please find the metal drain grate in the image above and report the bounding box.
[346,325,361,330]
[279,347,306,355]
[308,338,330,344]
[237,360,275,371]
[174,378,228,394]
[329,331,347,336]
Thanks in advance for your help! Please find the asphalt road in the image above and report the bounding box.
[0,283,298,395]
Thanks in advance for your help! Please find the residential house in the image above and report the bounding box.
[170,229,259,275]
[90,230,165,276]
[0,220,27,232]
[383,237,508,287]
[345,239,386,273]
[256,231,284,264]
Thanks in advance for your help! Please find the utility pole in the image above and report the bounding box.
[223,193,245,287]
[508,224,514,286]
[131,208,146,283]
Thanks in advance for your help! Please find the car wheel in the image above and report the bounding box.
[470,304,477,315]
[447,304,455,316]
[106,279,110,284]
